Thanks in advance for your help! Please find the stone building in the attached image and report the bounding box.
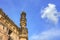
[0,9,28,40]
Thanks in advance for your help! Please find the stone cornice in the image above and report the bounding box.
[0,9,20,35]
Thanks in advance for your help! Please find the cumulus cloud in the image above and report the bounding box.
[41,3,60,24]
[29,3,60,40]
[29,28,60,40]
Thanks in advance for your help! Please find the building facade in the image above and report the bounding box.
[0,9,28,40]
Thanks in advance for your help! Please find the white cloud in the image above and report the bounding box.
[29,28,60,40]
[41,3,60,24]
[29,3,60,40]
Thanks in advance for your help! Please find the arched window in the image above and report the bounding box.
[8,30,12,35]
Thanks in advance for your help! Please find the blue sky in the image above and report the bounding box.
[0,0,60,40]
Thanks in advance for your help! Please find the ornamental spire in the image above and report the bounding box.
[20,11,26,28]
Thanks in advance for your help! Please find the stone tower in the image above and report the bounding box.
[20,12,28,40]
[0,9,28,40]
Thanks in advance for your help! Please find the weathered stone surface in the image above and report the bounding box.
[0,9,28,40]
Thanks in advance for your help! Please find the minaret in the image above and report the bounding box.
[20,12,26,28]
[20,12,28,40]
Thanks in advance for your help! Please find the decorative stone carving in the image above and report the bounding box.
[0,9,28,40]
